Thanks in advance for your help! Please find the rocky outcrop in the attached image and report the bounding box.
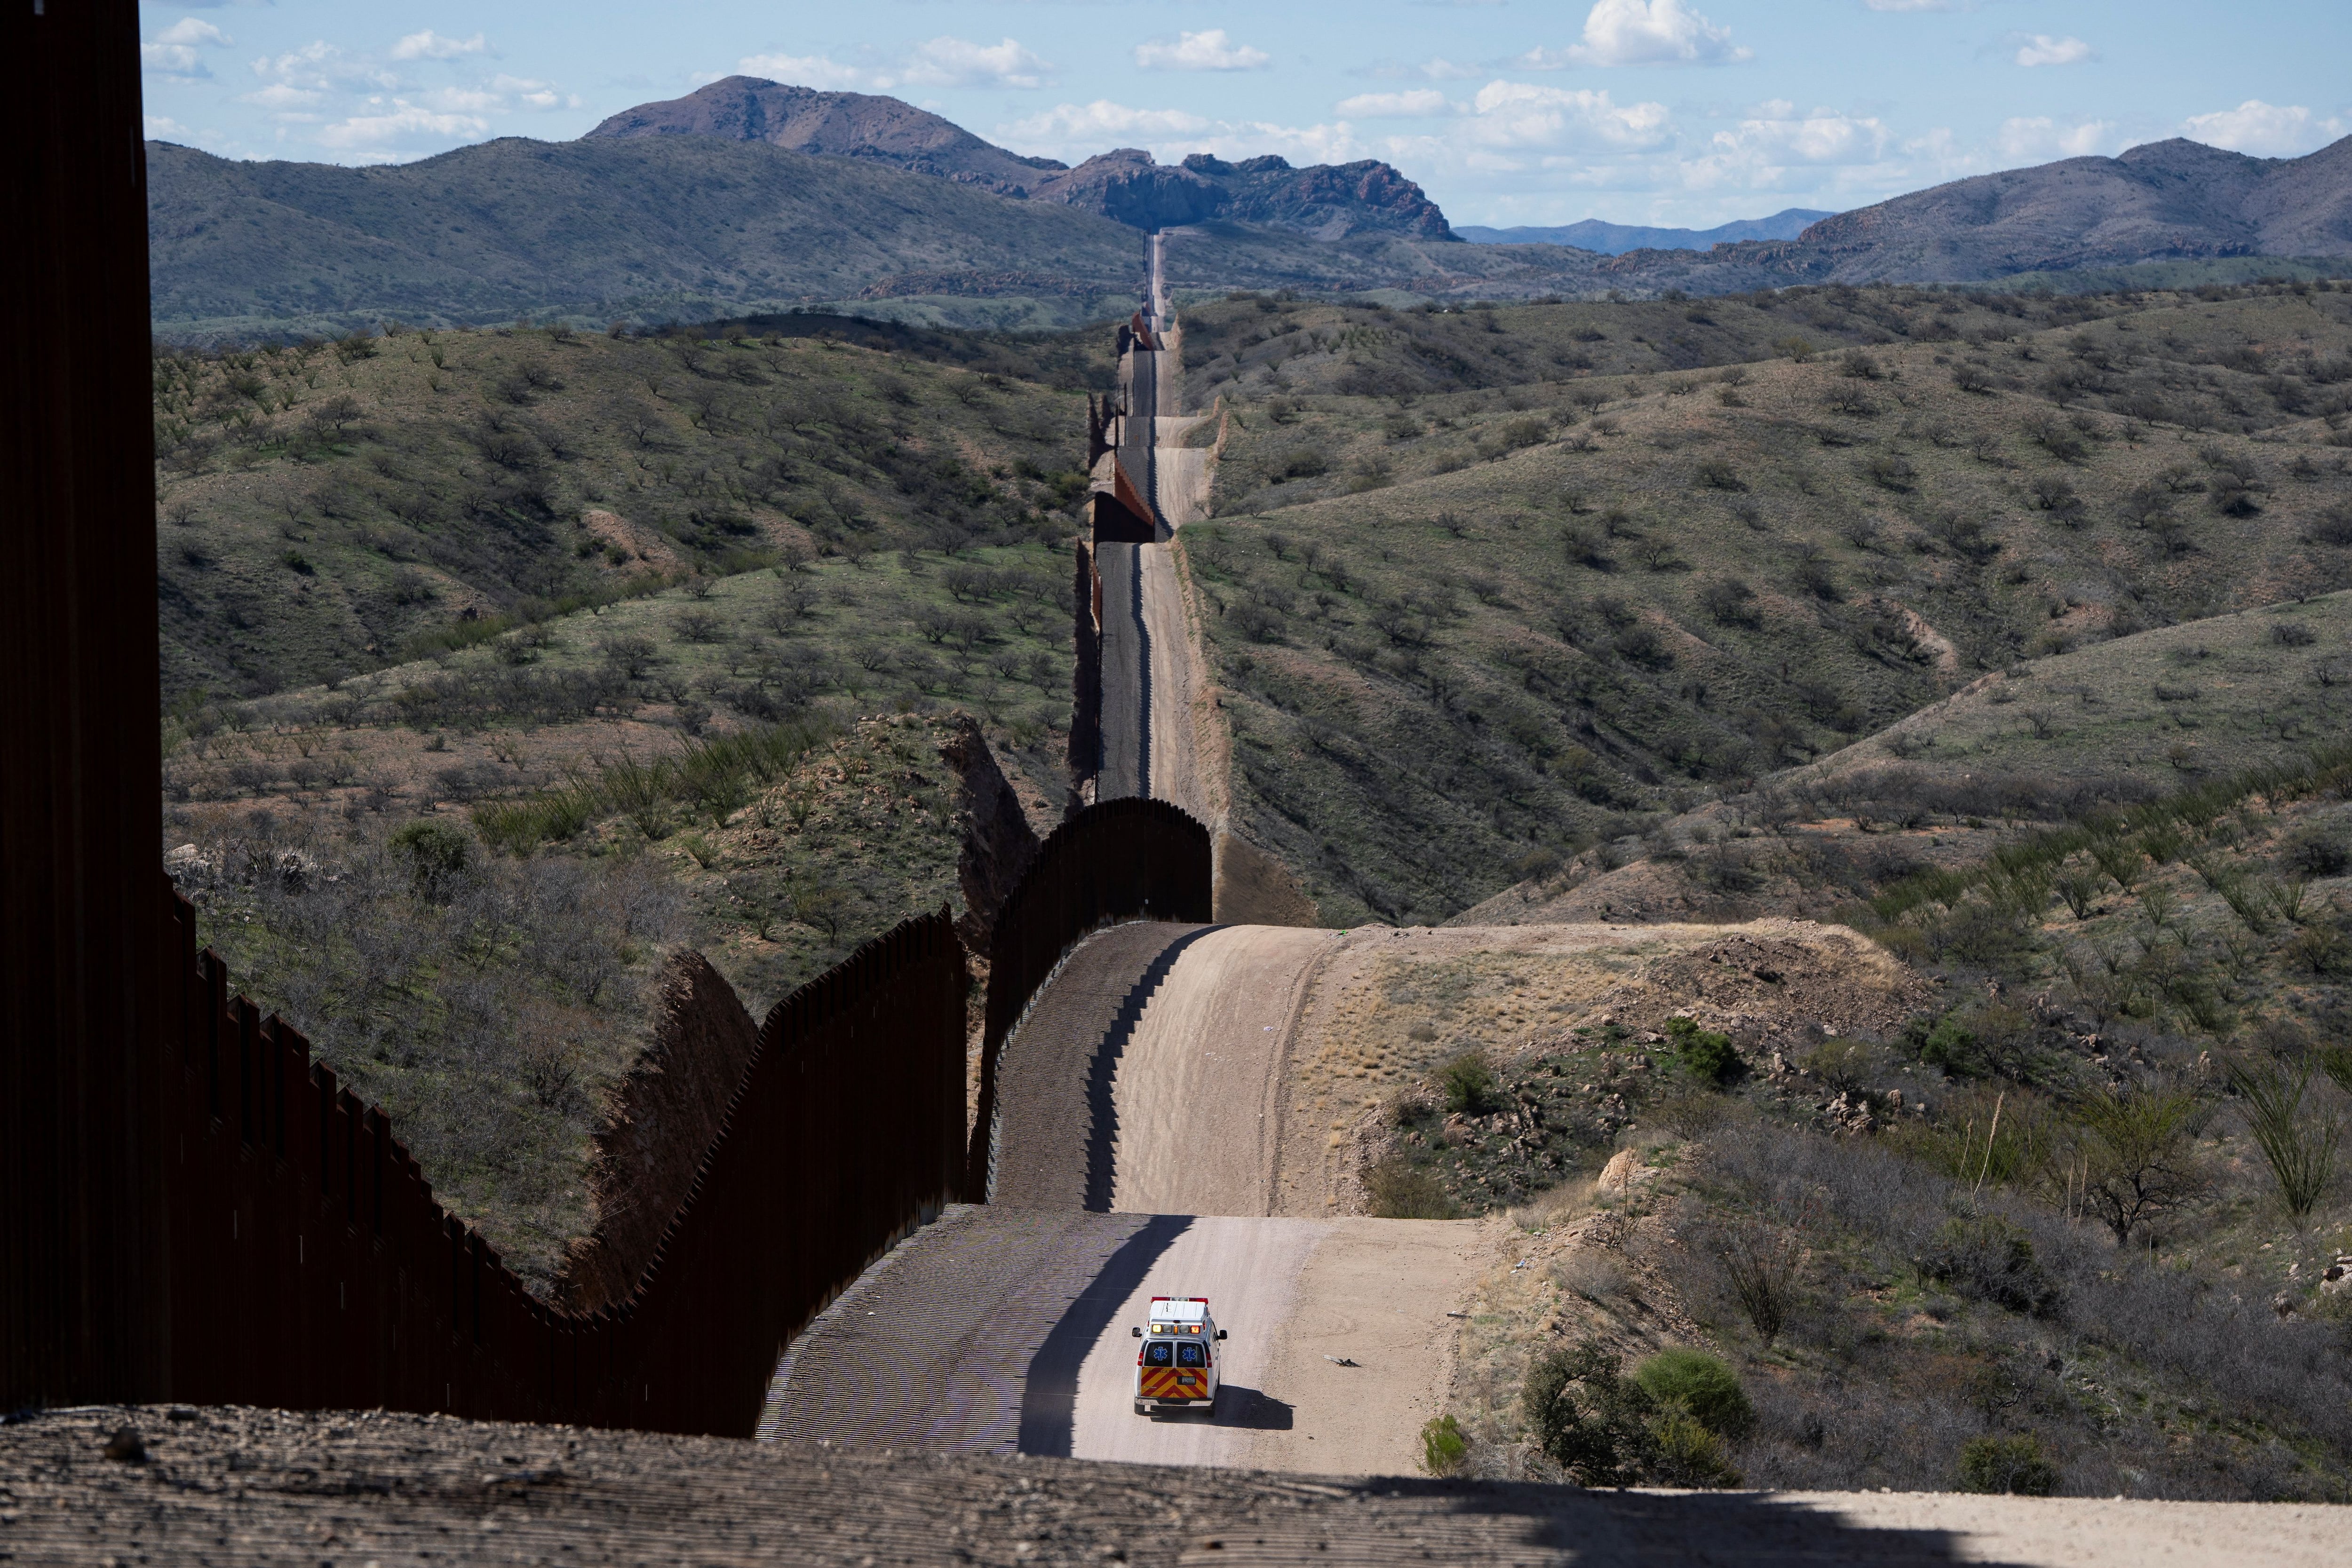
[1031,150,1453,239]
[556,951,760,1313]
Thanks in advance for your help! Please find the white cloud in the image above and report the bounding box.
[994,100,1358,167]
[421,87,505,115]
[316,98,490,151]
[1000,100,1213,149]
[741,37,1052,93]
[1135,30,1271,72]
[390,31,487,62]
[144,114,196,140]
[1528,0,1751,69]
[1336,89,1453,119]
[1863,0,1953,10]
[143,42,207,74]
[901,37,1054,90]
[493,74,567,111]
[2180,99,2345,158]
[1461,81,1675,150]
[241,82,325,112]
[1375,82,1673,184]
[143,19,231,76]
[1996,116,2114,160]
[2013,34,2093,67]
[249,41,395,98]
[1360,57,1484,81]
[156,18,231,47]
[1710,103,1890,165]
[737,52,877,92]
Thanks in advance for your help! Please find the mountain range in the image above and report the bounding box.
[588,77,1452,239]
[1454,209,1832,252]
[144,79,2352,338]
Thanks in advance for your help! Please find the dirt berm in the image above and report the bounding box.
[9,1406,2341,1566]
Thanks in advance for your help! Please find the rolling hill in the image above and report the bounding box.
[1170,278,2352,927]
[1456,209,1832,252]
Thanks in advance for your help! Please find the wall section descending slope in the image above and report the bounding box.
[156,883,967,1437]
[969,800,1213,1196]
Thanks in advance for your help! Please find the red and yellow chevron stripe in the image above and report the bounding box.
[1138,1367,1209,1401]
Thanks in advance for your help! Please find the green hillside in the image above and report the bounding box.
[152,315,1109,702]
[1176,279,2352,926]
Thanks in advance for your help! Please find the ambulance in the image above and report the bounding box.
[1130,1295,1224,1415]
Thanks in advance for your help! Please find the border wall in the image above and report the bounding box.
[1068,540,1104,801]
[154,882,965,1437]
[966,799,1212,1194]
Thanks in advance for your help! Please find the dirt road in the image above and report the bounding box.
[1096,540,1148,801]
[1109,924,1335,1216]
[1140,541,1210,822]
[1070,1215,1489,1477]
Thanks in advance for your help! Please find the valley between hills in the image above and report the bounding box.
[146,267,2352,1503]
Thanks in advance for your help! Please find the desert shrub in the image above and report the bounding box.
[1650,1411,1745,1489]
[1699,1117,2352,1472]
[671,607,724,644]
[1667,1015,1740,1084]
[1803,1037,1884,1095]
[1440,1049,1502,1115]
[1718,1227,1805,1343]
[1511,845,1563,882]
[1365,1156,1459,1219]
[2069,1085,2207,1245]
[1554,1251,1627,1302]
[2226,1056,2343,1220]
[1280,445,1330,480]
[1865,452,1917,491]
[1699,576,1760,627]
[1956,1433,2059,1496]
[1694,457,1745,491]
[1634,1349,1754,1439]
[388,819,472,900]
[1919,1005,2042,1081]
[2281,830,2350,879]
[1893,1083,2059,1190]
[1918,1216,2063,1317]
[1421,1414,1469,1476]
[1523,1339,1660,1486]
[1654,1089,1727,1139]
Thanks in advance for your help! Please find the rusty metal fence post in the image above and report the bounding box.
[0,0,170,1411]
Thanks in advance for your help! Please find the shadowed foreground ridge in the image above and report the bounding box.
[0,1406,1984,1566]
[13,1406,2346,1566]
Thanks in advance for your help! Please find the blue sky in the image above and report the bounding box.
[138,1,2352,228]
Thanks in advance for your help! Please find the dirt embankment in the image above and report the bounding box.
[17,1405,2346,1565]
[1273,921,1928,1218]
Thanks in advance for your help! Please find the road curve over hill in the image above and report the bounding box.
[764,918,1497,1476]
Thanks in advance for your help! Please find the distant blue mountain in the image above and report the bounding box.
[1454,209,1834,253]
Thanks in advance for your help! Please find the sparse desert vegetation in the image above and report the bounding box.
[1180,279,2352,926]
